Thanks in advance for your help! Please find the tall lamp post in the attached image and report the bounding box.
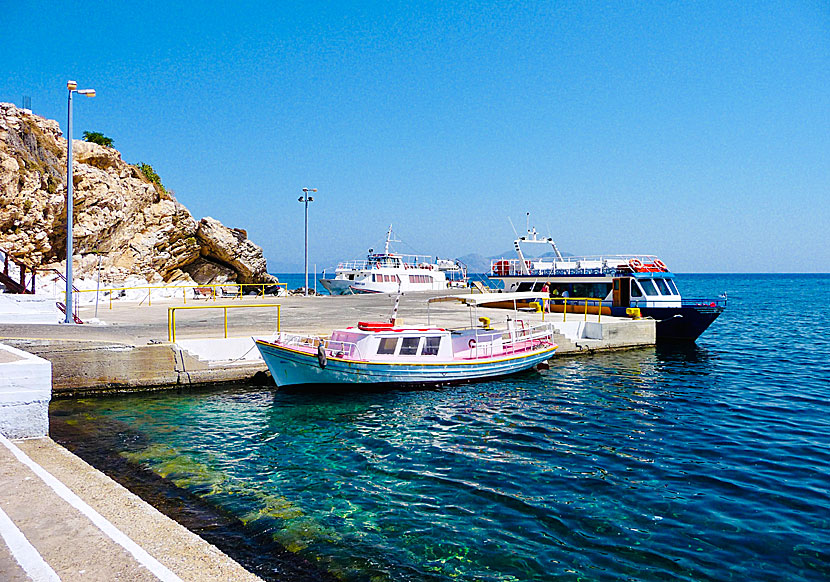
[298,188,317,297]
[64,80,95,323]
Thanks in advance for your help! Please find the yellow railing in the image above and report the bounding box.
[67,282,288,309]
[535,297,606,323]
[167,304,281,342]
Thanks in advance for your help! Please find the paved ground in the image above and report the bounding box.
[0,435,263,582]
[3,289,613,344]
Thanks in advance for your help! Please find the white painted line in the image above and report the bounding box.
[0,435,183,582]
[0,504,61,582]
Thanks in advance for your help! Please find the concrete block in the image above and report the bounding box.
[0,343,52,438]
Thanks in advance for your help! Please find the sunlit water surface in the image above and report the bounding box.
[51,275,830,581]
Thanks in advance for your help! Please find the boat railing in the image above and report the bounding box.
[499,321,555,355]
[490,255,662,277]
[324,338,364,360]
[681,296,727,308]
[277,332,365,360]
[336,254,442,271]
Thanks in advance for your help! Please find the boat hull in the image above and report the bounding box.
[608,304,724,342]
[318,279,354,295]
[255,340,557,388]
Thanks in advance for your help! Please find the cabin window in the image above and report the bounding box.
[667,279,679,295]
[639,279,658,296]
[630,280,643,297]
[653,278,671,295]
[377,338,398,355]
[422,337,442,356]
[400,337,420,356]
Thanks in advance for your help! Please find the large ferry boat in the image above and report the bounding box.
[488,227,726,342]
[319,226,466,295]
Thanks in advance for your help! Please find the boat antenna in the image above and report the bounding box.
[526,212,530,236]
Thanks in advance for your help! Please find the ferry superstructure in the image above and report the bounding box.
[319,226,466,295]
[488,227,725,342]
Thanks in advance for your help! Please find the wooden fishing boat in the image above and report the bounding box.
[254,294,557,388]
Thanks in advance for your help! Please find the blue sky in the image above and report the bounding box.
[3,1,828,272]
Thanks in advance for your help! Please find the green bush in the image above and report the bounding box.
[137,163,166,193]
[82,131,114,147]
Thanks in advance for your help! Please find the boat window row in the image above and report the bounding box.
[372,274,401,283]
[633,278,679,297]
[377,336,442,356]
[409,274,434,284]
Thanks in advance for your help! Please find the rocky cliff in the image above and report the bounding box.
[0,102,275,286]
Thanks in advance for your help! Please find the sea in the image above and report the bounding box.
[50,274,830,581]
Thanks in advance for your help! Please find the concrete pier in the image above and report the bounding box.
[0,434,263,582]
[0,290,655,395]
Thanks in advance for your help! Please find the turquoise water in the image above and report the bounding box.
[51,274,830,581]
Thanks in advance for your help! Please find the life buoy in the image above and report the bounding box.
[628,258,644,271]
[317,344,327,369]
[468,339,477,350]
[654,259,667,271]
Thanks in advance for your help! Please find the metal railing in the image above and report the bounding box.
[276,332,365,360]
[167,304,281,342]
[490,255,663,277]
[535,297,606,323]
[68,282,288,309]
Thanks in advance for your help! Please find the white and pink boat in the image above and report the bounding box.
[254,294,557,388]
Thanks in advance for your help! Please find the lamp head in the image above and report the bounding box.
[302,188,309,193]
[298,196,304,202]
[67,80,77,91]
[308,197,314,202]
[78,89,96,97]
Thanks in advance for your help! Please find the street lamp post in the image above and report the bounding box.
[64,80,95,323]
[298,188,317,297]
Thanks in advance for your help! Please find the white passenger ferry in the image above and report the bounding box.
[319,226,466,295]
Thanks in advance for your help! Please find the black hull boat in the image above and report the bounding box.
[488,223,726,343]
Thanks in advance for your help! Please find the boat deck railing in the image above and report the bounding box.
[471,321,554,359]
[277,332,366,361]
[490,255,664,278]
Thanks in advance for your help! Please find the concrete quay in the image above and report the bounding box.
[0,290,655,395]
[0,435,264,582]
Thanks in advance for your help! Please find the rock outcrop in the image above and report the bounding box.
[0,103,275,286]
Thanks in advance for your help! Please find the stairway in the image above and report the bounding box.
[0,247,34,294]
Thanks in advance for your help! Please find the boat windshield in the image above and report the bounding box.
[631,280,643,297]
[666,279,679,295]
[639,279,658,296]
[653,278,671,295]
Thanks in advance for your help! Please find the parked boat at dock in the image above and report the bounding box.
[254,293,557,388]
[487,227,726,342]
[319,225,467,295]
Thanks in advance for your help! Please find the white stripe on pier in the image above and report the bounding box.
[0,434,183,582]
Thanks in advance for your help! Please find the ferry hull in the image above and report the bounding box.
[318,279,354,295]
[640,305,724,342]
[255,340,557,388]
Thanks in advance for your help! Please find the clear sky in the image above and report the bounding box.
[3,1,828,272]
